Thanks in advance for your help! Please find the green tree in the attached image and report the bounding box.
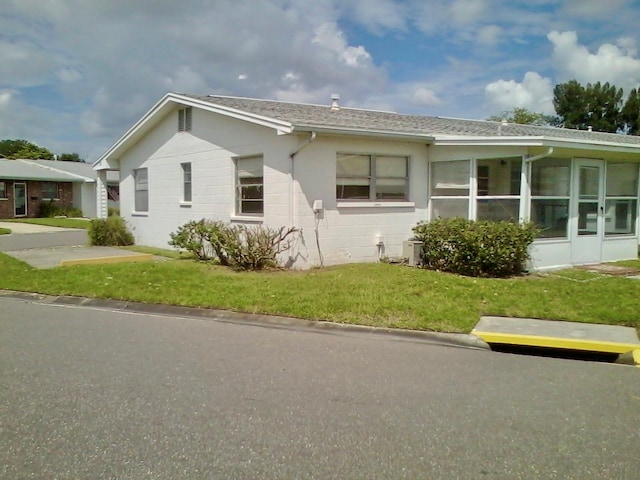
[553,80,590,130]
[58,152,84,162]
[0,139,54,160]
[487,107,557,126]
[621,87,640,135]
[553,80,623,133]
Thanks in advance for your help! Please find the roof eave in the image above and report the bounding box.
[293,125,435,143]
[433,135,640,153]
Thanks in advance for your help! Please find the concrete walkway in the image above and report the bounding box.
[473,316,640,366]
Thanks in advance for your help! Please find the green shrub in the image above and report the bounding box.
[38,200,83,218]
[89,216,134,246]
[225,224,298,270]
[169,219,220,261]
[169,220,298,270]
[108,207,120,217]
[38,200,58,218]
[412,218,539,278]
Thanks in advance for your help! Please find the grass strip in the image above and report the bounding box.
[1,253,639,334]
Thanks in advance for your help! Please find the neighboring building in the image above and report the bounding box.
[0,159,119,219]
[94,93,640,270]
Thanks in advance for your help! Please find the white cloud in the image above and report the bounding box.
[312,23,372,67]
[344,0,407,32]
[564,0,632,18]
[476,25,503,46]
[485,71,554,114]
[0,91,13,109]
[450,0,486,25]
[412,87,443,107]
[57,68,82,83]
[548,30,640,92]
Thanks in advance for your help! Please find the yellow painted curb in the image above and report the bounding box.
[60,254,154,267]
[633,349,640,368]
[472,330,640,355]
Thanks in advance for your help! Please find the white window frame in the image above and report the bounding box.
[133,168,149,213]
[429,159,471,220]
[475,157,523,223]
[181,162,192,203]
[336,153,409,202]
[235,155,263,216]
[529,158,572,239]
[178,107,192,132]
[604,162,639,237]
[41,182,59,200]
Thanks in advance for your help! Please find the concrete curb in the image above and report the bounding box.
[59,253,154,267]
[0,289,490,351]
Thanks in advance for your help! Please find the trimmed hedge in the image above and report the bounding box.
[412,218,538,277]
[89,216,134,246]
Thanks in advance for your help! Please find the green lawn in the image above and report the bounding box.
[0,218,91,229]
[1,252,639,334]
[0,227,11,235]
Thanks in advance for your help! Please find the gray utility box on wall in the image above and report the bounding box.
[402,240,423,267]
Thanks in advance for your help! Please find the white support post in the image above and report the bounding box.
[96,170,109,219]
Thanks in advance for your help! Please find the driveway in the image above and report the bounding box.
[0,221,152,268]
[0,222,89,251]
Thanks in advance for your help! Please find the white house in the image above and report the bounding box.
[94,93,640,270]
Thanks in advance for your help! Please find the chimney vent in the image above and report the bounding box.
[330,93,340,111]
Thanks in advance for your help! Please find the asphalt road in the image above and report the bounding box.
[1,297,639,479]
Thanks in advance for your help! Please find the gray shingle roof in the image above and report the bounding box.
[0,159,83,182]
[1,159,119,183]
[183,93,640,146]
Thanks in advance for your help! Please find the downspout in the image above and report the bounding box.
[289,131,317,227]
[289,131,318,265]
[524,146,554,164]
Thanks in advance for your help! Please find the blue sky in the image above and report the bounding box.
[2,0,640,162]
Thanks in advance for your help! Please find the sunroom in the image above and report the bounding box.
[428,153,640,270]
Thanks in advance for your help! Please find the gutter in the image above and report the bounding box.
[293,125,435,143]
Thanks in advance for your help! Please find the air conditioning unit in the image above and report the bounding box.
[403,240,423,267]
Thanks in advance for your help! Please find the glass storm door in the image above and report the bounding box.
[14,183,27,217]
[572,160,604,264]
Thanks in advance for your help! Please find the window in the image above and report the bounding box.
[236,156,263,215]
[605,163,638,236]
[42,182,59,200]
[134,168,149,212]
[336,154,408,201]
[182,162,192,202]
[0,181,6,199]
[430,160,470,219]
[476,157,522,222]
[107,185,120,201]
[178,107,192,132]
[530,158,571,238]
